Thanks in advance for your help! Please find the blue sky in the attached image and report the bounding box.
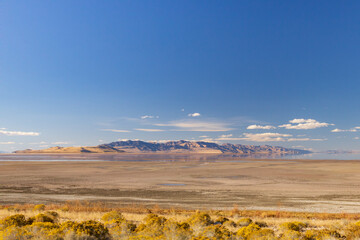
[1,0,360,152]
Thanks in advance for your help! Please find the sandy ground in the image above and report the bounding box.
[1,154,360,212]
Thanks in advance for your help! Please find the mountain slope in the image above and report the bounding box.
[13,140,311,155]
[14,146,124,154]
[102,140,310,155]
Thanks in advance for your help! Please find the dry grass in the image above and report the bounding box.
[1,201,359,225]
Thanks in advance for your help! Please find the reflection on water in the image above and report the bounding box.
[0,152,360,161]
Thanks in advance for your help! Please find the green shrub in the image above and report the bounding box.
[1,214,29,227]
[136,214,167,237]
[280,221,307,232]
[60,220,77,232]
[187,212,212,226]
[34,213,55,223]
[280,230,303,240]
[199,225,232,239]
[101,210,125,223]
[72,220,110,240]
[33,204,46,212]
[248,228,276,240]
[237,223,261,239]
[163,220,192,240]
[0,226,30,239]
[304,229,342,240]
[107,221,137,240]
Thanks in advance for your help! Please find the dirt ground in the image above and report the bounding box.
[1,154,360,212]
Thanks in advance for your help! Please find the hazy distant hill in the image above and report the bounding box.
[101,140,311,155]
[14,146,124,154]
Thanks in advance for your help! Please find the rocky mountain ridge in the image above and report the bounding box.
[101,140,311,155]
[13,140,311,155]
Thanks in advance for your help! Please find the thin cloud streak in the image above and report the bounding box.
[188,113,201,117]
[247,124,276,130]
[0,129,40,136]
[217,133,327,142]
[135,128,165,132]
[141,115,159,119]
[101,129,131,133]
[331,127,360,132]
[0,142,16,144]
[154,120,233,132]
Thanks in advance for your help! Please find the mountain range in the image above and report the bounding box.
[14,140,310,155]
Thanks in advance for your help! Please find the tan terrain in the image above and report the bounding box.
[1,154,360,213]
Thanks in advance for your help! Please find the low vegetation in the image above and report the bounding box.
[1,202,360,239]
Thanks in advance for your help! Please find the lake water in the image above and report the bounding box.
[1,152,360,161]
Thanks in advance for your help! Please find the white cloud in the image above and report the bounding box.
[102,129,131,133]
[51,141,70,145]
[0,142,15,144]
[354,137,360,140]
[279,119,333,130]
[135,128,165,132]
[247,124,276,130]
[141,115,159,119]
[198,138,218,143]
[188,113,201,117]
[331,128,357,133]
[155,120,233,132]
[199,135,209,138]
[217,132,326,142]
[0,129,40,136]
[287,138,326,142]
[219,134,233,138]
[237,133,291,142]
[29,141,47,145]
[331,126,360,132]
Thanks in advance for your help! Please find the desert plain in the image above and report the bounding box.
[1,154,360,213]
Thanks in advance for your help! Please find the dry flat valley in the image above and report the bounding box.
[1,154,360,213]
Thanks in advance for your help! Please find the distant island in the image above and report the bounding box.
[14,140,311,155]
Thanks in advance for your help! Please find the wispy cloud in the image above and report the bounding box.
[155,120,233,132]
[238,133,291,142]
[0,129,40,136]
[51,141,70,145]
[101,129,131,133]
[188,113,201,117]
[199,135,209,138]
[135,128,165,132]
[141,115,159,119]
[331,128,357,133]
[331,127,360,132]
[217,132,326,142]
[287,138,326,142]
[247,124,276,130]
[279,119,333,130]
[219,134,233,138]
[0,142,16,144]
